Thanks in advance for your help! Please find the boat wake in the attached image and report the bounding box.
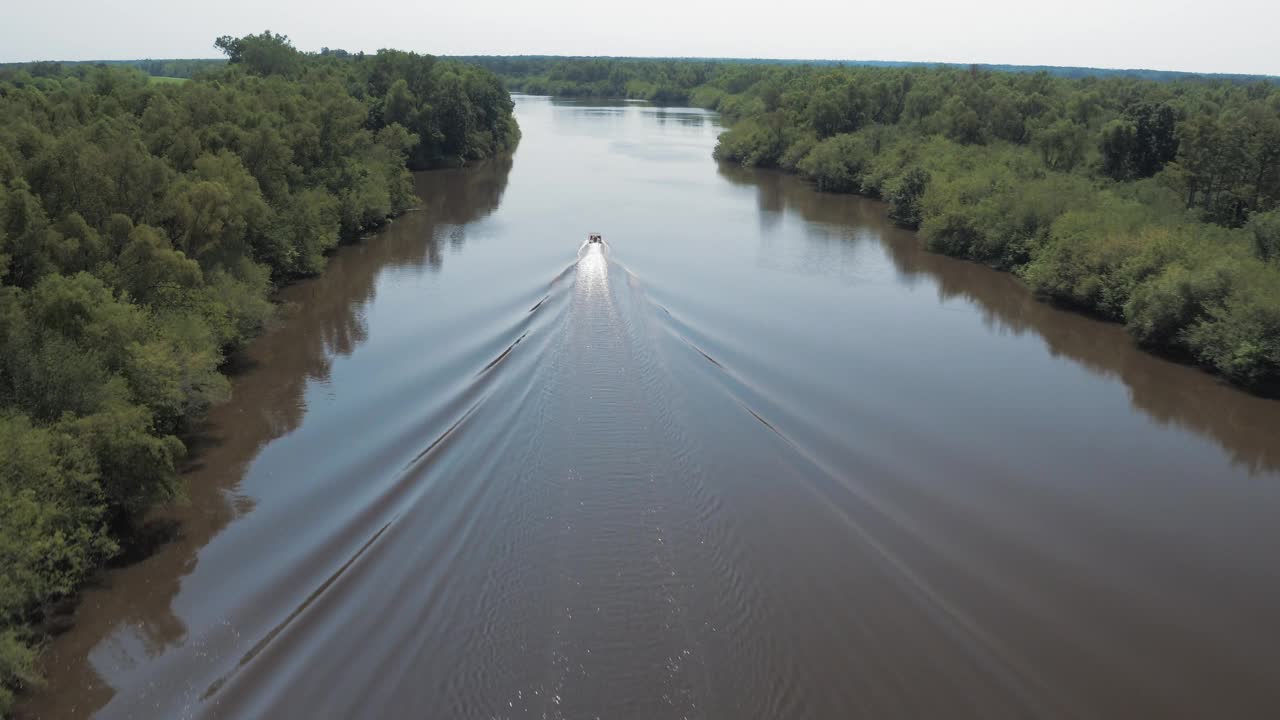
[89,244,1127,719]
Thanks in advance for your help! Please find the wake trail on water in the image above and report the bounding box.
[118,241,1056,720]
[174,243,787,719]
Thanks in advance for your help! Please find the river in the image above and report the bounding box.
[20,95,1280,719]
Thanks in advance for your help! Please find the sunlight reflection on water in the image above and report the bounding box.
[577,243,609,297]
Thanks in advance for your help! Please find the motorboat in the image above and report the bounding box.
[588,233,603,244]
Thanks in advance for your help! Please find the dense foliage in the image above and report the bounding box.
[462,56,1280,95]
[472,57,1280,395]
[0,59,228,81]
[702,66,1280,394]
[0,32,517,712]
[462,57,721,104]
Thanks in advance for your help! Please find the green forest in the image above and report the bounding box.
[0,32,517,711]
[470,57,1280,396]
[0,58,225,81]
[462,55,1280,93]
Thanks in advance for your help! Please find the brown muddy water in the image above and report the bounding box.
[19,96,1280,719]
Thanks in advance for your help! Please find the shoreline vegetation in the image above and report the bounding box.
[466,57,1280,398]
[0,32,517,712]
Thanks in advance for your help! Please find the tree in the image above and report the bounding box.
[887,168,930,228]
[1249,210,1280,262]
[214,31,301,77]
[383,78,417,129]
[1035,119,1088,172]
[1,181,60,288]
[1102,102,1179,180]
[1100,118,1140,180]
[942,96,984,145]
[1130,101,1179,177]
[115,224,202,304]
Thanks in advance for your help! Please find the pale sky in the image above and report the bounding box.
[4,0,1277,76]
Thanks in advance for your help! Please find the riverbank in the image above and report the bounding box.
[712,121,1280,397]
[463,57,1279,396]
[0,34,517,714]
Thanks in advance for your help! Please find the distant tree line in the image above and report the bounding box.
[9,55,1276,86]
[115,58,226,79]
[0,31,517,712]
[461,55,1277,102]
[460,57,721,104]
[468,57,1280,396]
[0,58,228,80]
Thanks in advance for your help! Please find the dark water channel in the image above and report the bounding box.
[21,96,1280,719]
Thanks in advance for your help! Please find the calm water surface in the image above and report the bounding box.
[22,96,1280,719]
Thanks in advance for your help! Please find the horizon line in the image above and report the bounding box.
[2,52,1276,80]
